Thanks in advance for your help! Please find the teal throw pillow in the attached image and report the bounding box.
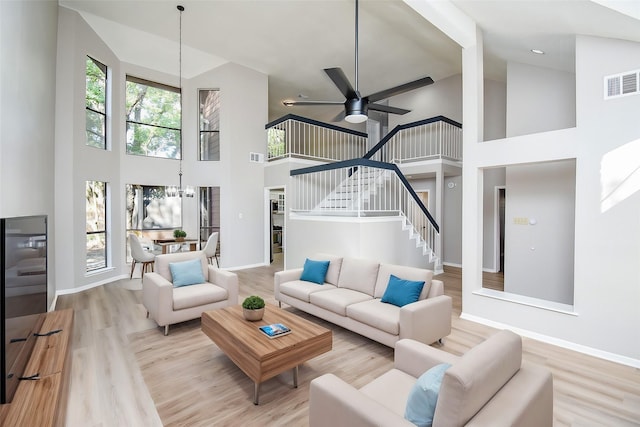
[170,258,206,287]
[381,274,425,307]
[299,258,330,284]
[404,363,451,427]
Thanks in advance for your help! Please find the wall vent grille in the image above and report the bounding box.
[605,70,639,99]
[249,152,264,163]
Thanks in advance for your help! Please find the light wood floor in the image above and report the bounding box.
[55,258,640,427]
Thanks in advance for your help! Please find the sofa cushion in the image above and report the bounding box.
[359,368,417,417]
[346,299,401,335]
[170,258,207,287]
[381,275,425,307]
[279,280,337,302]
[433,330,522,426]
[404,363,451,427]
[374,264,433,299]
[310,288,373,316]
[337,258,380,296]
[172,283,228,310]
[300,258,330,284]
[314,253,343,286]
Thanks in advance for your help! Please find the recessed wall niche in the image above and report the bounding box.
[482,160,576,307]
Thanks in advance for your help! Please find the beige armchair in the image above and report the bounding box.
[309,330,553,427]
[142,251,238,335]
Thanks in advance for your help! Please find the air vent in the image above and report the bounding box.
[605,69,639,99]
[249,152,264,163]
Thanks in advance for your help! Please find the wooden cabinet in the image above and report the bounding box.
[0,309,73,427]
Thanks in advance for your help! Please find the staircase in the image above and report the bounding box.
[314,168,395,216]
[294,160,441,270]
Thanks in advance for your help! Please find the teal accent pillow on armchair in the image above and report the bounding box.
[300,258,330,284]
[169,258,206,287]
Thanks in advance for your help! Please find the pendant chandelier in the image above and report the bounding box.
[167,4,195,198]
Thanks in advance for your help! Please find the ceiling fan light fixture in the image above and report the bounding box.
[345,113,368,123]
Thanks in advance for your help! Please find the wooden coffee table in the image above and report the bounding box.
[201,304,332,404]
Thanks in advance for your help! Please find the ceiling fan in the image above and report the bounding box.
[283,0,434,124]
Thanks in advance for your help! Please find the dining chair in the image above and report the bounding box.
[129,233,156,279]
[202,232,219,267]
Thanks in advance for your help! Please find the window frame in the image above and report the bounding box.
[198,88,220,161]
[125,75,182,159]
[86,180,108,272]
[85,56,108,150]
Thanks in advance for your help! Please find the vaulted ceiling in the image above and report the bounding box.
[60,0,640,124]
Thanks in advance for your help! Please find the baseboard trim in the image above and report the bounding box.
[459,312,640,369]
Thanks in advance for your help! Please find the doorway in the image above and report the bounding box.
[265,187,285,265]
[495,186,506,273]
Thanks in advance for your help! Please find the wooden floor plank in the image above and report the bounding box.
[56,257,640,426]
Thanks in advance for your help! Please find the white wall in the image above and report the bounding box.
[504,160,575,305]
[463,35,640,365]
[287,217,435,270]
[53,7,268,293]
[483,79,506,141]
[389,74,463,127]
[1,0,58,307]
[506,62,576,137]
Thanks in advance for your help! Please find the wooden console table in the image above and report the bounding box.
[0,308,74,427]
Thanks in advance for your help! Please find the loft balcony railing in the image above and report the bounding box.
[290,159,440,262]
[266,114,368,162]
[366,116,462,163]
[265,114,461,165]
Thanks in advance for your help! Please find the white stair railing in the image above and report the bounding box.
[266,114,368,162]
[291,160,440,265]
[367,116,462,163]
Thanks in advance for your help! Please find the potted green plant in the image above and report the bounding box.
[173,229,187,242]
[242,295,265,321]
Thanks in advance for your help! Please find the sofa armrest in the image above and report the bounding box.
[274,268,303,300]
[394,339,460,379]
[309,374,415,427]
[399,294,452,345]
[207,266,239,305]
[142,272,174,325]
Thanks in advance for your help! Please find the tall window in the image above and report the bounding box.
[199,89,220,161]
[126,76,181,159]
[125,184,182,230]
[85,57,107,149]
[86,181,107,271]
[199,186,220,243]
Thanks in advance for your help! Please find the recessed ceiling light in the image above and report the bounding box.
[531,49,545,55]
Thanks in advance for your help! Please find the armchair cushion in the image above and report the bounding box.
[404,363,451,427]
[173,282,228,310]
[381,275,425,307]
[170,258,206,287]
[300,258,330,284]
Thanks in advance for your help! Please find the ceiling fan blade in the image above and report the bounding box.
[368,103,411,115]
[282,100,344,106]
[324,67,358,99]
[366,76,434,103]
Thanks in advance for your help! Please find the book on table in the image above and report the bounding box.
[259,323,291,338]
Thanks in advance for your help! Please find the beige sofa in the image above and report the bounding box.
[274,254,452,347]
[309,330,553,427]
[142,251,238,335]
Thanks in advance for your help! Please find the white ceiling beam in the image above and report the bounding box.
[403,0,476,48]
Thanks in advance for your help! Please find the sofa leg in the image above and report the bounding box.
[146,311,149,318]
[164,325,169,336]
[438,338,444,345]
[278,301,282,308]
